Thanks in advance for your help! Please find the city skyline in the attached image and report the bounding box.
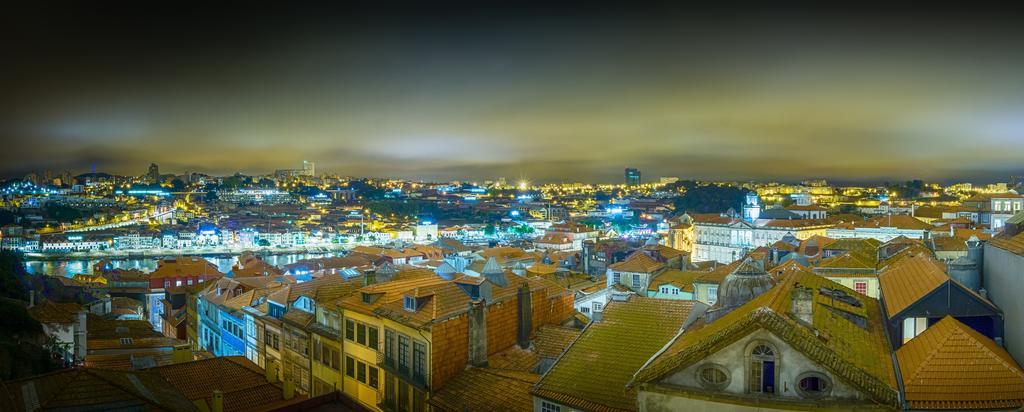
[3,6,1024,182]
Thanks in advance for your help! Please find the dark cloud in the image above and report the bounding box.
[1,5,1023,182]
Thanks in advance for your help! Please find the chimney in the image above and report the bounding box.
[265,359,279,383]
[211,390,223,412]
[791,286,813,325]
[467,300,488,367]
[75,310,88,362]
[172,345,191,364]
[516,282,533,349]
[283,376,295,400]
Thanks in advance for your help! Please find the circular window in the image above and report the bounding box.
[696,364,730,390]
[796,372,832,398]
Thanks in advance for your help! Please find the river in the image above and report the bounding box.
[24,252,346,278]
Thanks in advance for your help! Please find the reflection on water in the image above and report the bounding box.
[24,252,344,278]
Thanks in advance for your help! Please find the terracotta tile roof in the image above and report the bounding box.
[897,316,1024,410]
[608,251,664,274]
[647,269,702,293]
[231,255,283,278]
[488,345,540,372]
[374,276,526,328]
[634,268,899,407]
[797,235,837,257]
[861,215,934,230]
[989,231,1024,256]
[150,356,307,412]
[825,237,882,253]
[337,275,447,315]
[429,368,539,412]
[526,263,559,276]
[27,301,81,324]
[816,251,876,271]
[689,213,736,225]
[0,367,198,412]
[759,219,833,228]
[770,239,798,252]
[642,244,687,260]
[532,325,582,359]
[282,308,313,327]
[692,260,742,285]
[478,246,530,261]
[149,257,223,279]
[876,243,934,271]
[931,236,968,252]
[533,297,694,412]
[878,254,951,317]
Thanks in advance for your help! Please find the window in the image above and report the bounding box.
[368,366,379,388]
[612,272,620,284]
[345,356,355,378]
[903,317,929,343]
[357,323,366,345]
[796,372,832,398]
[345,319,355,340]
[164,280,170,288]
[749,344,776,394]
[661,287,669,294]
[413,341,426,378]
[385,329,396,365]
[854,281,868,295]
[313,340,321,362]
[368,326,379,350]
[708,286,718,304]
[398,335,410,372]
[267,332,280,350]
[593,302,603,312]
[187,279,193,285]
[632,274,641,287]
[404,296,417,312]
[580,306,590,314]
[176,280,182,287]
[541,401,562,412]
[357,361,367,383]
[696,364,730,390]
[672,288,678,295]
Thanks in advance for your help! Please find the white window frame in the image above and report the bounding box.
[541,401,562,412]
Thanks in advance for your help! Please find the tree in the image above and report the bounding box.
[0,251,60,379]
[484,223,497,236]
[0,210,19,226]
[170,178,186,192]
[672,184,750,214]
[43,204,85,223]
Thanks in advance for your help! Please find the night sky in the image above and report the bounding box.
[2,5,1023,183]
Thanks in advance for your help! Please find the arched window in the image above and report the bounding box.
[748,344,777,394]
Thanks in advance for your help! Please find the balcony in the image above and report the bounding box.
[376,352,429,390]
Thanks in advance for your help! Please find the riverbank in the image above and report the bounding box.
[23,244,358,262]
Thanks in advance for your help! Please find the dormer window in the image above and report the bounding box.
[404,296,417,312]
